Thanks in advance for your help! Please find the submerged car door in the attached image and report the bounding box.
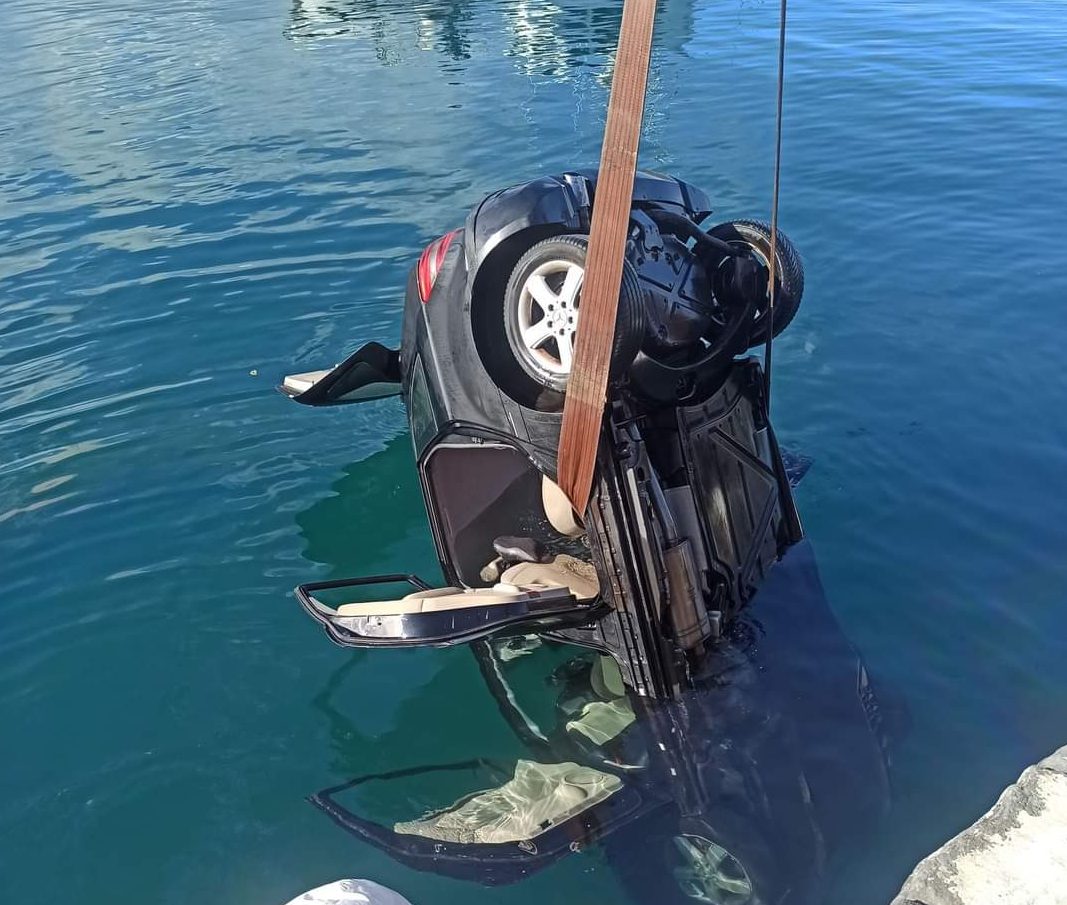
[309,637,667,885]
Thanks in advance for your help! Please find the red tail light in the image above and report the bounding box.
[416,229,461,302]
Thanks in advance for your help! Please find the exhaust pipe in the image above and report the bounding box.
[663,538,712,651]
[648,470,713,650]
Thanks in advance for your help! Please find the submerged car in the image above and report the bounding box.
[282,170,893,903]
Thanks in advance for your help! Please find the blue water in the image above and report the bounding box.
[2,1,1066,902]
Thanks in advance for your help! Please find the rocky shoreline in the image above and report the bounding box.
[892,746,1067,905]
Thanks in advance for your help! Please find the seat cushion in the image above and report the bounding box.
[500,554,599,601]
[393,760,622,844]
[334,584,572,617]
[331,554,597,618]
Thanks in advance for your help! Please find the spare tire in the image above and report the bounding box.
[503,235,645,394]
[707,220,804,346]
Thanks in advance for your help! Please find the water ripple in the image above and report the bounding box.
[1,1,1066,904]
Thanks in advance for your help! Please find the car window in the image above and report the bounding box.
[475,637,645,772]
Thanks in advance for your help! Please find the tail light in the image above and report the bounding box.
[416,229,461,302]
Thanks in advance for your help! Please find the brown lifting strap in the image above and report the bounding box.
[556,0,658,516]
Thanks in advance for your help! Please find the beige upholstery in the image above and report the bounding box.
[589,655,626,699]
[334,584,570,617]
[565,698,636,746]
[542,476,584,537]
[394,760,621,844]
[331,554,599,617]
[500,554,599,601]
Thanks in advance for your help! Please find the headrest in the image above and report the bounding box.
[542,476,584,537]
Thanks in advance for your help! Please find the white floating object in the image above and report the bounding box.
[283,879,415,905]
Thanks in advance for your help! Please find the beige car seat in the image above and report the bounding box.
[334,477,597,617]
[498,554,599,600]
[335,554,599,617]
[393,760,622,845]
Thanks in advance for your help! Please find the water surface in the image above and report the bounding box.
[2,1,1067,903]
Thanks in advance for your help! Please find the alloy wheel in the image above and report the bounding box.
[515,258,584,378]
[671,834,754,905]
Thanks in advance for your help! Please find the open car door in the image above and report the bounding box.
[296,573,603,648]
[296,435,610,649]
[311,758,660,885]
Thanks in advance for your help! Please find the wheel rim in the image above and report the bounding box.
[515,258,584,378]
[720,241,776,323]
[671,834,754,905]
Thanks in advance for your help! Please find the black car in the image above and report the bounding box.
[282,170,893,903]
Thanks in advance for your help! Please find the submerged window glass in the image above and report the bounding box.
[477,637,643,771]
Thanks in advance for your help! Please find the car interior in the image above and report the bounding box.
[308,441,602,620]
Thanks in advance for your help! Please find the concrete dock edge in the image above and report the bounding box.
[891,746,1067,905]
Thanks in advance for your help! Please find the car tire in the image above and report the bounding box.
[605,805,782,905]
[707,220,804,346]
[503,235,645,394]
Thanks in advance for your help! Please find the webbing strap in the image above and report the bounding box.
[556,0,658,515]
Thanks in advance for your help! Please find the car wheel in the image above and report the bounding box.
[503,235,645,393]
[707,220,804,346]
[606,806,781,905]
[670,833,756,905]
